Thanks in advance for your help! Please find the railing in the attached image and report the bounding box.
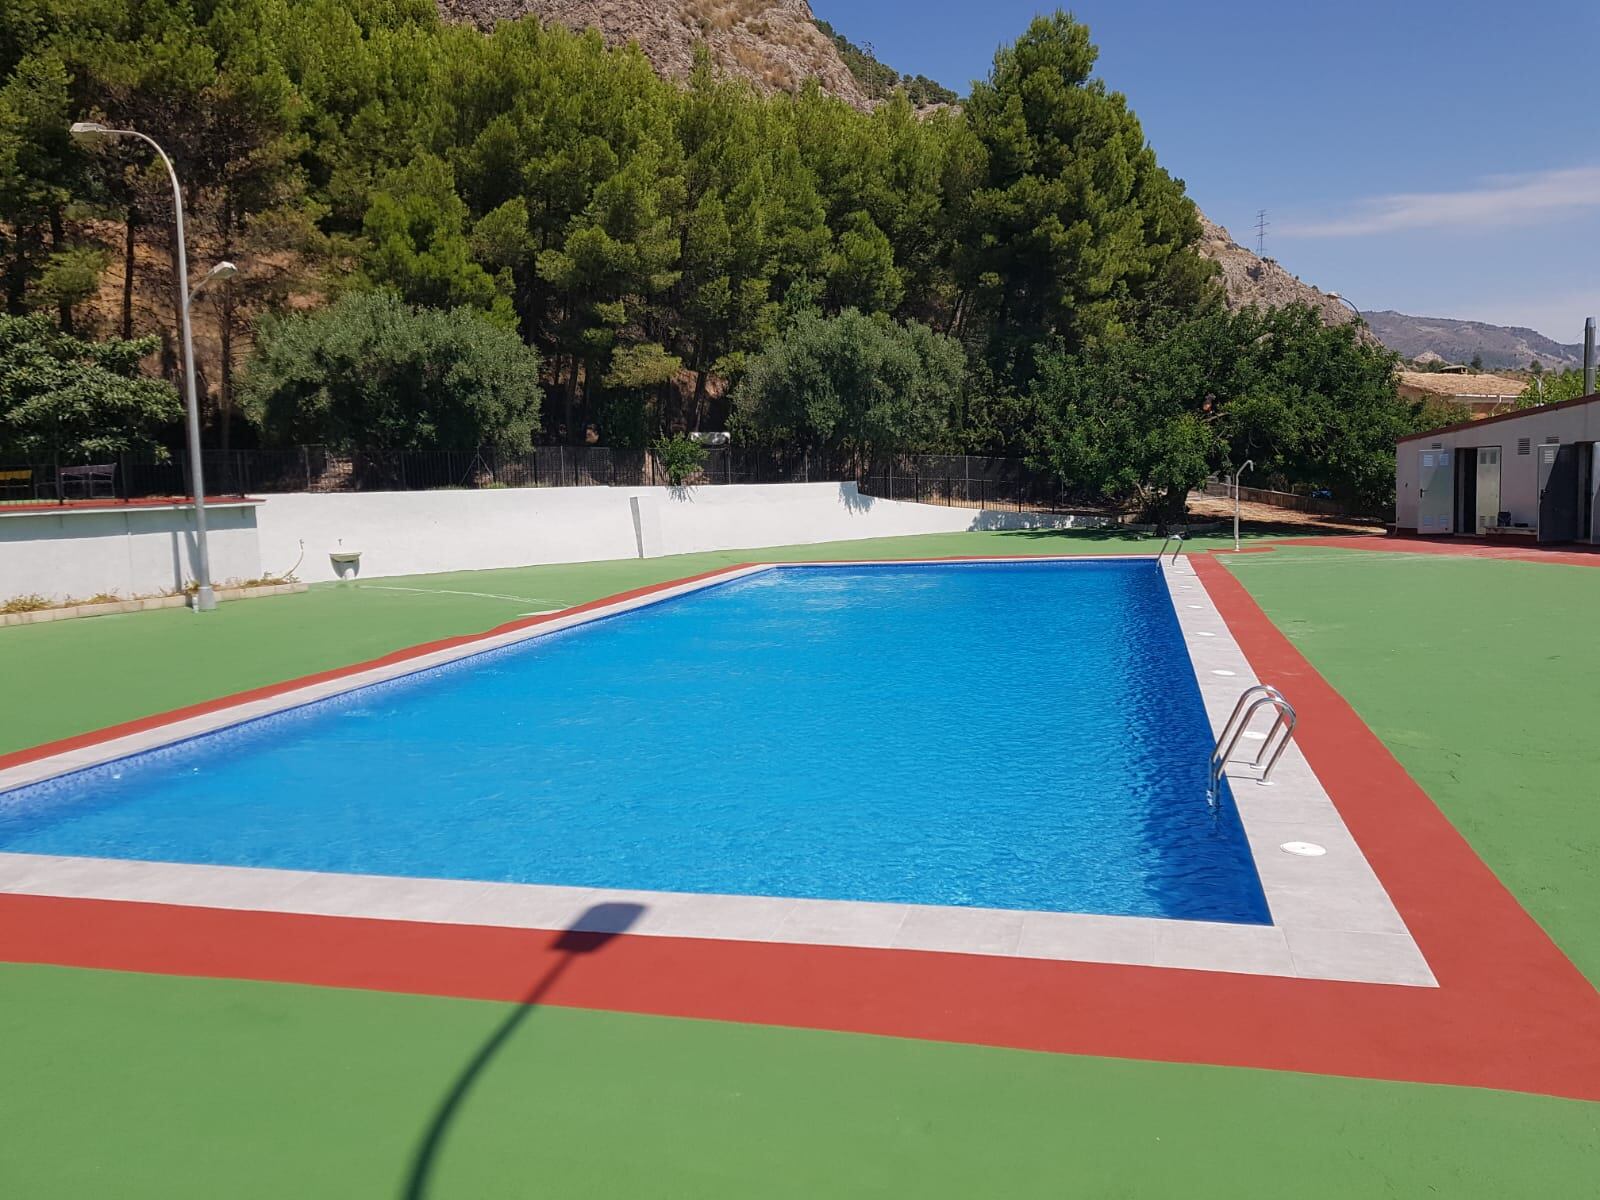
[0,448,1119,515]
[1208,684,1298,807]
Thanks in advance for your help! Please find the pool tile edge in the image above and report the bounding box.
[0,850,1435,986]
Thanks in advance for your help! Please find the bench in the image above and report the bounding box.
[53,463,117,500]
[0,468,33,500]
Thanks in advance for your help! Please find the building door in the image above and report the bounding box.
[1454,449,1477,533]
[1537,443,1579,543]
[1577,443,1595,542]
[1474,446,1501,534]
[1417,448,1454,534]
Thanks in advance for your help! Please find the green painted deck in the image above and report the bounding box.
[3,530,1598,1195]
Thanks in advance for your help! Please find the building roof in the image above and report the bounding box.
[1397,391,1600,444]
[1396,369,1527,399]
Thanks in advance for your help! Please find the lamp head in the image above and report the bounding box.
[68,121,114,144]
[207,261,239,283]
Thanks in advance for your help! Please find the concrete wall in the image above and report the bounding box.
[256,482,1104,584]
[0,501,263,603]
[2,483,1129,601]
[1395,398,1600,537]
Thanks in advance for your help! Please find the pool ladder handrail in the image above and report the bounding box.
[1208,684,1298,807]
[1157,529,1187,562]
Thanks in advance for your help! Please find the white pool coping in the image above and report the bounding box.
[0,555,1434,987]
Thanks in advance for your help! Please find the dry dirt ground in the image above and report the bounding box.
[1184,491,1381,534]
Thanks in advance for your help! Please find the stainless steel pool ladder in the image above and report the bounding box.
[1208,684,1298,807]
[1157,530,1187,562]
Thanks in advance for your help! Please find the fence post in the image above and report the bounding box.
[945,476,951,506]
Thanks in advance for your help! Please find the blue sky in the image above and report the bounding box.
[812,0,1600,343]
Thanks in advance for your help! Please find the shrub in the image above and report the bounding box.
[243,292,542,454]
[653,434,707,486]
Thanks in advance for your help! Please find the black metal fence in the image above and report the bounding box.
[859,455,1110,514]
[0,445,1109,516]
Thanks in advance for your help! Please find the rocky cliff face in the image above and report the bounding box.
[436,0,871,106]
[1195,215,1359,328]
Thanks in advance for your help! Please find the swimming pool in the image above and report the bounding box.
[0,561,1269,924]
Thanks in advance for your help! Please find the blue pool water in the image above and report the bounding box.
[0,561,1268,923]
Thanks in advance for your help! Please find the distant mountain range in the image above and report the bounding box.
[1361,310,1586,371]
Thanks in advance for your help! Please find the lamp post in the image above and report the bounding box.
[1232,460,1254,552]
[1326,292,1362,322]
[70,120,221,611]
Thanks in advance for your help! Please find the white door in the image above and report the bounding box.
[1418,449,1453,534]
[1474,446,1501,534]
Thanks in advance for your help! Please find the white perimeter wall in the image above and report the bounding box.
[1,483,1122,600]
[0,502,263,603]
[256,482,1103,584]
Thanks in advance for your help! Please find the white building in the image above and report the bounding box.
[1394,393,1600,542]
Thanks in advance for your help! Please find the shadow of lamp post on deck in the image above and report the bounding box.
[68,119,235,613]
[402,901,646,1200]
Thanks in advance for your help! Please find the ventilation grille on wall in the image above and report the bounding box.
[1517,437,1532,455]
[1544,435,1560,444]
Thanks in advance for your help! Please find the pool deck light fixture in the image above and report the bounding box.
[70,119,220,611]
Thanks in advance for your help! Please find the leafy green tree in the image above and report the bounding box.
[0,50,81,316]
[1032,303,1413,522]
[1219,306,1410,511]
[1030,311,1233,524]
[31,244,108,333]
[242,291,541,453]
[600,340,681,448]
[0,313,181,466]
[652,432,706,485]
[734,308,965,464]
[1518,369,1588,409]
[361,155,513,326]
[957,12,1212,376]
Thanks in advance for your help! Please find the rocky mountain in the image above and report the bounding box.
[1361,310,1585,371]
[1195,215,1360,330]
[436,0,872,106]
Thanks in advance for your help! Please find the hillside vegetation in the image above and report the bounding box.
[1,2,1429,517]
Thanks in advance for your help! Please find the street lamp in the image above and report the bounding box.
[71,120,219,611]
[1232,460,1254,552]
[190,260,237,303]
[1326,291,1362,321]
